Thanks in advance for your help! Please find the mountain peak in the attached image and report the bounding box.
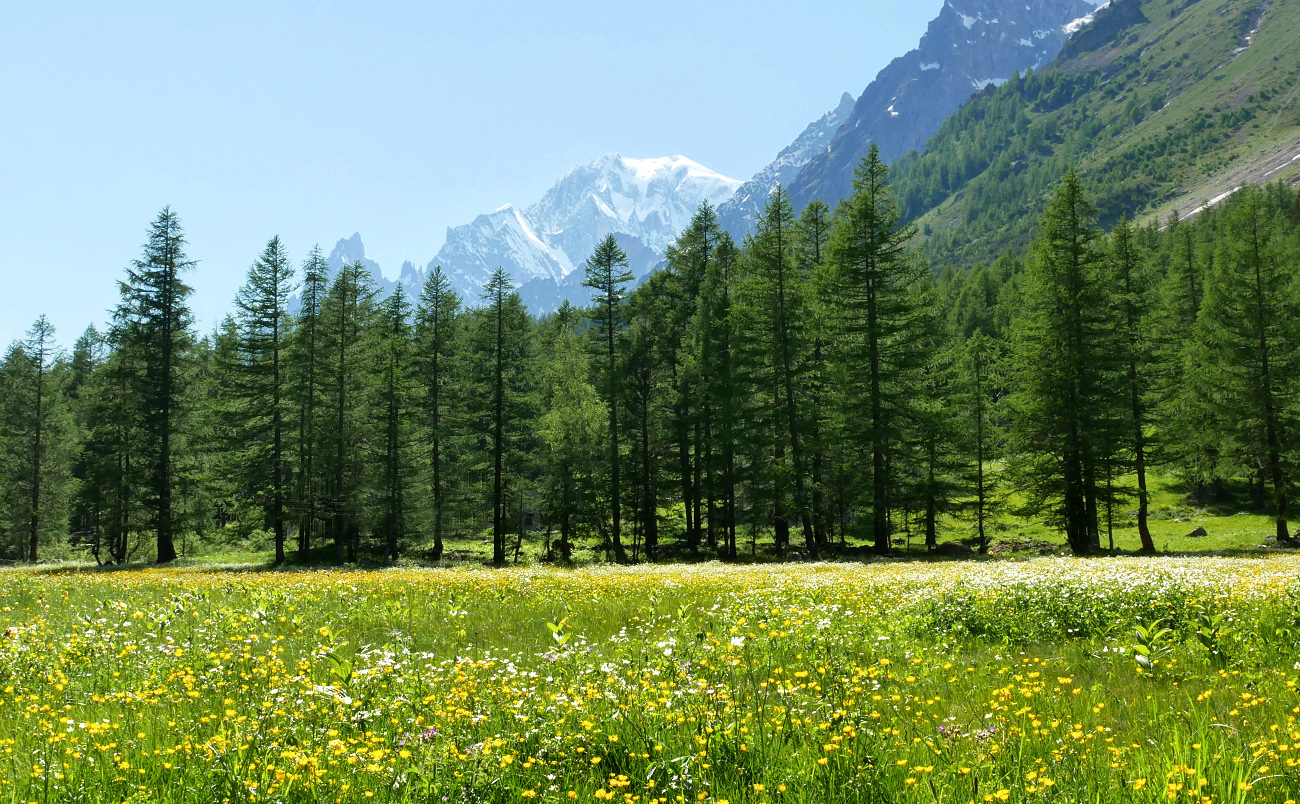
[787,0,1097,212]
[330,232,367,265]
[424,153,739,312]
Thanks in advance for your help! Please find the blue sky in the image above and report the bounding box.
[0,1,942,347]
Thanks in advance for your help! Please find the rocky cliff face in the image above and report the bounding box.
[716,92,856,240]
[783,0,1103,212]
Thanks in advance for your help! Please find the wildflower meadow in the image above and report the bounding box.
[2,557,1300,803]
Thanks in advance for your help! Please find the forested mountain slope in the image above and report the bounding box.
[888,0,1300,268]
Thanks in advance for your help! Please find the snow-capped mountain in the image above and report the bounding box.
[311,155,740,315]
[716,92,856,240]
[427,154,740,311]
[780,0,1105,213]
[325,233,399,297]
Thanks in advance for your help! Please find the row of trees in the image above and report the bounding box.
[2,152,1297,563]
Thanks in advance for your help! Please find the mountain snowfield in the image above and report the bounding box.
[429,154,739,311]
[317,155,740,314]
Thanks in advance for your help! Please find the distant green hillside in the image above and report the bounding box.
[888,0,1300,268]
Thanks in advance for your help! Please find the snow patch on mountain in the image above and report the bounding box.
[423,153,739,310]
[715,91,856,240]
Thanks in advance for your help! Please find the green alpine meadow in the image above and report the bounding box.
[3,0,1300,800]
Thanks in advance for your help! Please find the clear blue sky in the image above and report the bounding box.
[0,0,942,348]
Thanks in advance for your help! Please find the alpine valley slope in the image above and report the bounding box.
[887,0,1300,270]
[716,0,1106,240]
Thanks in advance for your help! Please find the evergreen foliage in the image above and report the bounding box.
[5,166,1300,564]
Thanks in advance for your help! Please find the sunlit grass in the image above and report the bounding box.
[2,557,1299,802]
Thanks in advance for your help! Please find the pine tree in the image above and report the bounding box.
[694,233,742,559]
[583,234,635,563]
[796,199,834,548]
[661,203,724,550]
[288,246,330,558]
[117,207,196,562]
[1193,189,1299,545]
[824,146,933,554]
[374,290,415,561]
[539,318,606,563]
[957,330,1003,554]
[320,261,379,563]
[1007,170,1122,554]
[230,236,297,563]
[468,269,535,566]
[414,266,463,561]
[737,186,815,554]
[1111,217,1157,553]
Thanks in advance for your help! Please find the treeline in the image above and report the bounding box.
[3,150,1299,564]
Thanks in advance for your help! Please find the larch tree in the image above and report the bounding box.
[796,198,834,548]
[231,236,297,564]
[374,290,416,562]
[1006,170,1122,554]
[824,146,933,554]
[414,266,463,561]
[1193,189,1299,545]
[660,202,724,550]
[957,330,1002,554]
[538,317,606,563]
[320,261,379,563]
[0,321,73,561]
[1111,217,1157,553]
[738,186,815,554]
[117,207,196,563]
[582,234,634,564]
[288,246,330,557]
[469,269,535,566]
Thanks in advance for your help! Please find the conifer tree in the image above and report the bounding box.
[1111,217,1157,553]
[1193,189,1299,545]
[82,319,146,564]
[621,300,663,559]
[230,236,297,563]
[583,234,634,563]
[694,233,742,559]
[1152,217,1217,487]
[288,247,330,557]
[468,269,535,566]
[117,207,195,562]
[903,303,962,552]
[374,290,415,561]
[661,203,725,550]
[67,326,106,548]
[796,199,833,547]
[824,146,933,554]
[539,317,606,563]
[320,261,379,563]
[0,321,73,560]
[957,330,1002,554]
[414,266,463,561]
[738,186,814,554]
[1007,170,1122,554]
